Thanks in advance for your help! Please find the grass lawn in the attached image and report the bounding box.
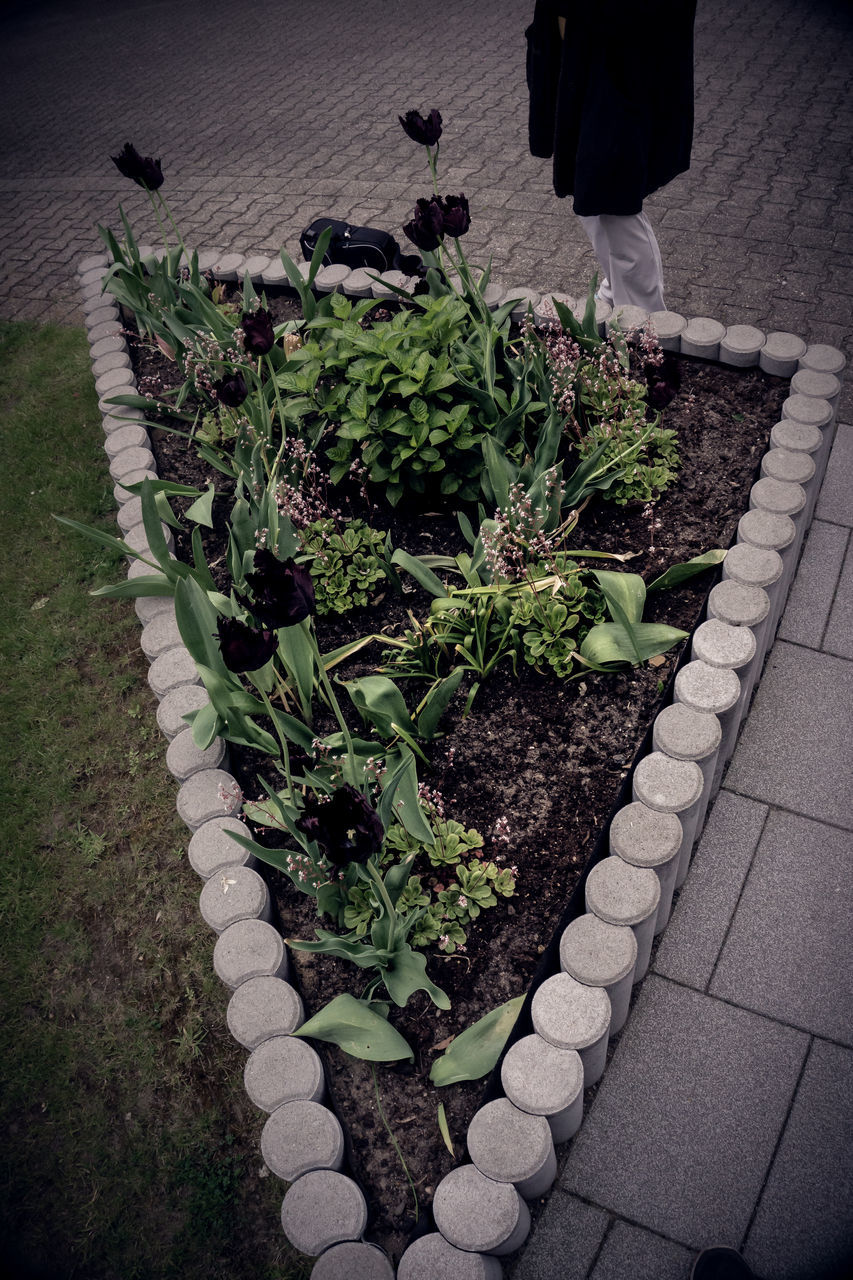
[0,321,309,1280]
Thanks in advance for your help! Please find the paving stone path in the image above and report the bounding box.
[2,1,851,1277]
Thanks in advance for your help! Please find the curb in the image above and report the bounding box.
[76,247,844,1275]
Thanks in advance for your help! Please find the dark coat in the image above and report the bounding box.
[526,0,697,215]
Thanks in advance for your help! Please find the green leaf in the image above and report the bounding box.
[346,675,417,740]
[579,621,688,668]
[390,548,447,598]
[417,668,465,740]
[380,747,434,845]
[430,995,524,1085]
[383,945,450,1010]
[437,1103,455,1158]
[647,548,727,593]
[594,570,646,625]
[292,994,414,1063]
[185,483,217,528]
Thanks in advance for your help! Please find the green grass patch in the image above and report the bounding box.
[0,322,309,1280]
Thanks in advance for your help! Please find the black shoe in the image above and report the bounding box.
[690,1247,755,1280]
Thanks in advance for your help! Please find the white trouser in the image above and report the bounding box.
[577,212,666,312]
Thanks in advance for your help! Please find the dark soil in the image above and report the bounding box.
[125,293,788,1262]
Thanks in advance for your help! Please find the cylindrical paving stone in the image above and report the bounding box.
[680,316,725,360]
[261,256,292,286]
[123,521,174,562]
[432,1164,530,1256]
[156,682,210,740]
[559,913,637,1035]
[501,1033,584,1144]
[187,815,256,879]
[311,1242,395,1280]
[691,618,758,762]
[504,286,540,324]
[402,1233,503,1280]
[214,918,289,989]
[165,727,227,781]
[719,324,765,367]
[176,766,241,829]
[608,801,683,933]
[608,303,650,334]
[88,318,124,344]
[280,1169,367,1257]
[90,333,127,361]
[398,1232,503,1280]
[148,645,201,700]
[482,281,505,310]
[799,343,846,377]
[140,608,183,659]
[314,263,351,293]
[737,507,797,604]
[114,469,158,506]
[769,418,822,462]
[244,1034,325,1112]
[210,251,245,281]
[78,253,109,276]
[200,864,271,935]
[117,495,147,533]
[673,661,742,813]
[790,367,841,411]
[749,477,807,558]
[195,248,222,272]
[242,253,272,280]
[226,975,304,1050]
[632,751,704,888]
[261,1099,344,1182]
[109,445,156,482]
[95,366,135,396]
[136,591,174,626]
[707,578,772,684]
[105,423,149,459]
[534,291,574,327]
[759,330,807,377]
[344,267,378,297]
[780,393,836,491]
[466,1098,556,1199]
[85,304,120,330]
[531,971,611,1085]
[649,309,686,350]
[585,855,660,983]
[760,446,815,487]
[92,350,131,378]
[371,269,411,299]
[652,701,722,839]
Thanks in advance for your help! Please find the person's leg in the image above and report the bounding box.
[577,211,666,311]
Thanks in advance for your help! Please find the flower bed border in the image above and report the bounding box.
[76,246,844,1277]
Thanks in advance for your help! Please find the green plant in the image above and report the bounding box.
[300,517,389,614]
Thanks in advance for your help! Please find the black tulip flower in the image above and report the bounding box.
[439,193,470,238]
[241,307,275,356]
[111,142,164,191]
[403,196,445,252]
[216,616,278,673]
[213,371,249,408]
[296,784,385,867]
[236,548,316,628]
[399,108,443,147]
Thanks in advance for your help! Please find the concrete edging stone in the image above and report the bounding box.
[78,251,845,1275]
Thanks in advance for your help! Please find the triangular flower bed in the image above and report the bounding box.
[76,244,841,1275]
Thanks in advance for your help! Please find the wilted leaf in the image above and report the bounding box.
[292,993,414,1062]
[430,995,523,1086]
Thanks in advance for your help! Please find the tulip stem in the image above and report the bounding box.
[155,190,191,274]
[145,190,173,258]
[312,633,357,778]
[258,685,294,799]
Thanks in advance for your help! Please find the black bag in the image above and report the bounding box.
[299,217,401,274]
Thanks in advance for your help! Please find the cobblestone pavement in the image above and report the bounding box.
[1,0,851,407]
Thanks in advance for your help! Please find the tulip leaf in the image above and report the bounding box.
[429,995,524,1086]
[390,548,447,598]
[593,570,646,625]
[379,746,434,845]
[292,994,414,1063]
[647,548,727,593]
[437,1103,455,1158]
[174,576,228,675]
[382,945,451,1010]
[580,621,688,668]
[346,675,417,740]
[186,700,222,750]
[417,668,465,740]
[185,483,216,529]
[89,573,174,599]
